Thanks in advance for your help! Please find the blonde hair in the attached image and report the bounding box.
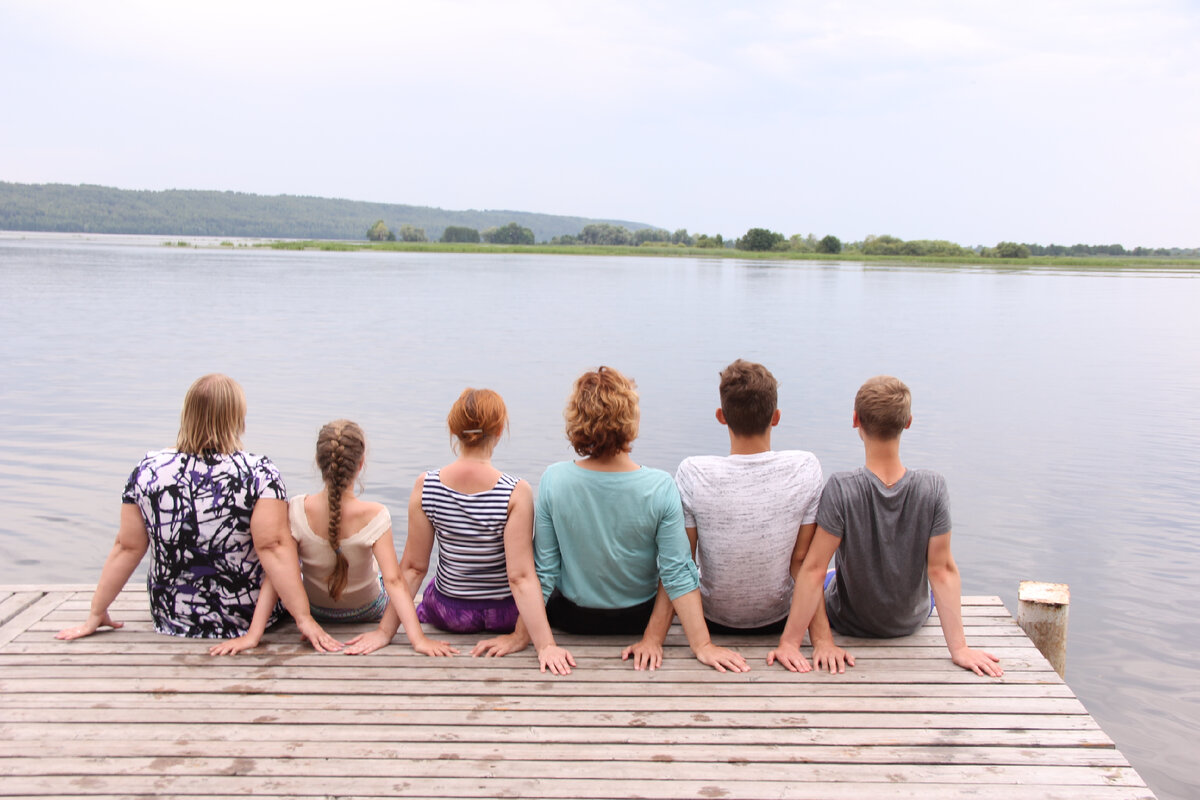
[565,366,640,459]
[315,420,367,601]
[176,374,246,454]
[447,388,509,450]
[854,376,912,439]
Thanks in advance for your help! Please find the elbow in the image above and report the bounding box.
[400,556,429,578]
[928,563,958,588]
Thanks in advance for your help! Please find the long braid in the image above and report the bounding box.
[315,420,366,601]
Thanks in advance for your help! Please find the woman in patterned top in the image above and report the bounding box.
[56,374,341,652]
[400,388,574,674]
[211,420,457,657]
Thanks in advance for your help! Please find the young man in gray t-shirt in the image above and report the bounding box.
[769,376,1003,678]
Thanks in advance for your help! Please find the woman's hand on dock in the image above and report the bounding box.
[344,628,392,655]
[208,634,261,656]
[621,637,664,671]
[951,645,1004,677]
[471,631,531,658]
[413,637,460,657]
[55,611,123,640]
[295,616,343,653]
[536,644,576,675]
[694,642,750,674]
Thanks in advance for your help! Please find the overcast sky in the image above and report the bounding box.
[2,1,1197,247]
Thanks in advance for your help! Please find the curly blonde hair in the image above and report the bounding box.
[565,366,640,459]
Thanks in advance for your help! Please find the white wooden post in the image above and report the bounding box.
[1017,581,1070,678]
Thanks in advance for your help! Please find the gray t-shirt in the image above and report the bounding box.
[817,467,951,638]
[676,450,822,628]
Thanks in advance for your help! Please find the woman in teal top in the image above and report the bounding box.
[534,366,749,673]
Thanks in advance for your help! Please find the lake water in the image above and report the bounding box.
[1,233,1197,799]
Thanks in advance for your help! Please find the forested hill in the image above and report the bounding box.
[0,182,650,242]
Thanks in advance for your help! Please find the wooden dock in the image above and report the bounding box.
[0,586,1155,799]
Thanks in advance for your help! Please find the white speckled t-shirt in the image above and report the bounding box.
[675,450,823,628]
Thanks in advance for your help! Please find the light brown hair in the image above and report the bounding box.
[719,359,778,436]
[854,376,912,439]
[176,374,246,454]
[315,419,367,601]
[447,388,509,450]
[565,366,640,459]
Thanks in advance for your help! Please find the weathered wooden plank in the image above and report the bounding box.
[0,721,1117,747]
[0,775,1156,799]
[0,706,1106,731]
[0,693,1092,714]
[0,679,1079,700]
[0,584,93,593]
[0,592,70,648]
[0,656,1054,682]
[0,756,1150,786]
[0,591,42,626]
[0,739,1131,767]
[0,692,1089,714]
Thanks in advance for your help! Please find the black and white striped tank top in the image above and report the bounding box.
[422,470,518,599]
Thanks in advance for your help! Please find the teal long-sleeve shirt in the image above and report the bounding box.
[534,460,701,608]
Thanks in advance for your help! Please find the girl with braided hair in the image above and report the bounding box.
[210,420,456,656]
[400,388,575,674]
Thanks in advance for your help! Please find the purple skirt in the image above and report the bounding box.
[416,581,519,634]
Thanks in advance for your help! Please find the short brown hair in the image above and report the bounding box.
[447,388,509,449]
[854,376,912,439]
[176,374,246,454]
[719,359,778,436]
[565,366,639,459]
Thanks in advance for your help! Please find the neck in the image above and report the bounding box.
[458,444,495,464]
[728,430,771,456]
[577,450,638,472]
[862,435,905,486]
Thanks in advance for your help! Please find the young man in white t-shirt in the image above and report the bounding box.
[675,359,853,673]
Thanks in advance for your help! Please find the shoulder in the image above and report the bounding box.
[240,451,279,472]
[776,449,820,469]
[134,449,178,469]
[821,468,867,500]
[906,469,948,492]
[640,466,681,495]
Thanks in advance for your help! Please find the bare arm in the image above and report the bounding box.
[769,526,841,671]
[621,522,695,671]
[476,481,574,674]
[250,498,342,653]
[208,576,278,655]
[927,533,1002,677]
[399,474,434,599]
[368,530,457,657]
[57,504,149,640]
[671,589,749,673]
[621,582,673,671]
[788,522,853,673]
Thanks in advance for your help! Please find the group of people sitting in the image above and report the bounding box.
[57,362,1002,679]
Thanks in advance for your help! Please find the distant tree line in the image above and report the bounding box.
[0,182,647,243]
[5,183,1195,258]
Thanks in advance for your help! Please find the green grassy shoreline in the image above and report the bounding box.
[261,239,1200,269]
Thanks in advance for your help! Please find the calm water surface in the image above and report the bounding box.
[1,234,1197,799]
